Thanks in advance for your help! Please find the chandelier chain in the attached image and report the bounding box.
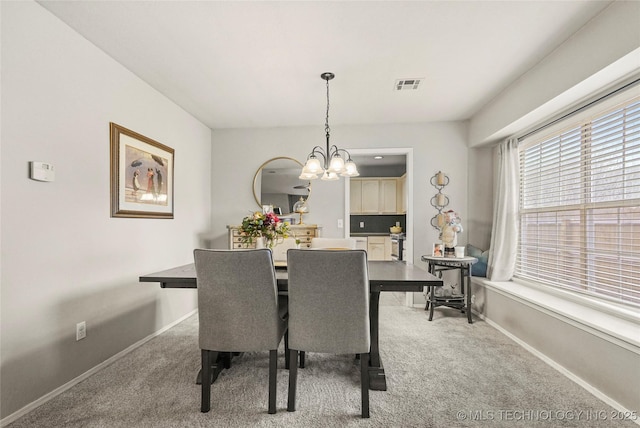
[325,77,331,136]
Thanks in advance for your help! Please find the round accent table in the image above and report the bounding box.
[420,255,478,323]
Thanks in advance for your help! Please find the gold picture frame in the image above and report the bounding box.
[110,122,174,218]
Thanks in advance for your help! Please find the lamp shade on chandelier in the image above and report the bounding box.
[300,72,359,181]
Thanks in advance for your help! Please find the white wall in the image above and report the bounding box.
[0,1,211,419]
[210,122,468,272]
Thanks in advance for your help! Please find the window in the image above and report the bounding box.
[517,96,640,307]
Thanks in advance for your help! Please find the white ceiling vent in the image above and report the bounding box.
[394,78,423,91]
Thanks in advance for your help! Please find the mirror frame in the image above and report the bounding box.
[252,156,310,210]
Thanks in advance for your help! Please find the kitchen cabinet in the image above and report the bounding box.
[354,237,368,251]
[361,180,380,213]
[350,180,363,213]
[367,236,392,261]
[350,178,399,214]
[397,174,406,214]
[379,179,397,213]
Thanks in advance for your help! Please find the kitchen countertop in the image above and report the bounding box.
[350,233,392,237]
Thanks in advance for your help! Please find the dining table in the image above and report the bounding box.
[139,260,442,391]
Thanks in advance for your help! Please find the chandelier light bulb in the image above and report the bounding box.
[328,154,345,174]
[299,171,318,180]
[341,159,360,177]
[320,171,339,181]
[303,157,323,174]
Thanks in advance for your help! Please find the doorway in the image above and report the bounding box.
[344,148,415,307]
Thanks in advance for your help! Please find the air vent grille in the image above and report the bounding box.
[395,78,423,91]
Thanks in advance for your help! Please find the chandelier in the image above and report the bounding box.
[299,72,359,181]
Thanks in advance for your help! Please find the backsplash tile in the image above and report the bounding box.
[350,215,406,235]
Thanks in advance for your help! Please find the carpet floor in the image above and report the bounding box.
[8,293,634,427]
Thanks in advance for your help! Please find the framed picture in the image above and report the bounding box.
[110,122,174,218]
[432,243,444,257]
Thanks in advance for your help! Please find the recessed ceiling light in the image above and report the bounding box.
[374,156,383,160]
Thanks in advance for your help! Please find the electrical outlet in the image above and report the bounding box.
[337,219,343,228]
[359,221,365,228]
[76,321,86,341]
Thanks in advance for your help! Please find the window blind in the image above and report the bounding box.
[516,96,640,307]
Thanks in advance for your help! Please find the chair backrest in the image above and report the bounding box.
[194,248,282,352]
[310,237,357,250]
[287,249,370,354]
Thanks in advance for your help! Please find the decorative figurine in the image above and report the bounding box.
[439,210,463,257]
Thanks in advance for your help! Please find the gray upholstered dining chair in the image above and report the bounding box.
[286,249,371,418]
[193,248,288,414]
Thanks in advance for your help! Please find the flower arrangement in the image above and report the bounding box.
[239,211,289,249]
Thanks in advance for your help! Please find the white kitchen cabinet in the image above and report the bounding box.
[354,237,368,251]
[350,178,399,214]
[350,180,363,213]
[367,236,392,261]
[397,174,406,214]
[360,180,380,213]
[379,179,397,213]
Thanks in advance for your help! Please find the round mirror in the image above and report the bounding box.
[252,157,311,216]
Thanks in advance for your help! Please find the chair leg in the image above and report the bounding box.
[284,331,290,369]
[269,349,277,414]
[287,349,298,412]
[300,351,305,368]
[360,353,370,418]
[201,350,212,413]
[222,352,232,369]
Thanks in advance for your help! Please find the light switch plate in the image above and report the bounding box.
[30,161,55,182]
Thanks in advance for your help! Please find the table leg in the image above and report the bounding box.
[460,267,465,313]
[466,266,473,324]
[428,286,435,321]
[368,291,386,391]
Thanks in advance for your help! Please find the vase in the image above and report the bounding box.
[255,237,265,249]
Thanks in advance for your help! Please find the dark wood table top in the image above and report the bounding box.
[140,260,442,292]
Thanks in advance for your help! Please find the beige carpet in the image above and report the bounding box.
[8,293,634,427]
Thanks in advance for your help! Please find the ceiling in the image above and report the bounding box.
[38,1,612,130]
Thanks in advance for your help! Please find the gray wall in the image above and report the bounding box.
[1,1,211,418]
[209,122,469,269]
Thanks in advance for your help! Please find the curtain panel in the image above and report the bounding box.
[487,138,519,281]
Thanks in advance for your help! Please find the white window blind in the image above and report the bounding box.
[517,96,640,307]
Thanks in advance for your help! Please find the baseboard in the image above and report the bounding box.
[473,309,640,426]
[0,310,198,428]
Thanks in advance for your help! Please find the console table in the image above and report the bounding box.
[420,255,477,323]
[227,224,319,249]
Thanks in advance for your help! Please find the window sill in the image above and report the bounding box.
[471,277,640,353]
